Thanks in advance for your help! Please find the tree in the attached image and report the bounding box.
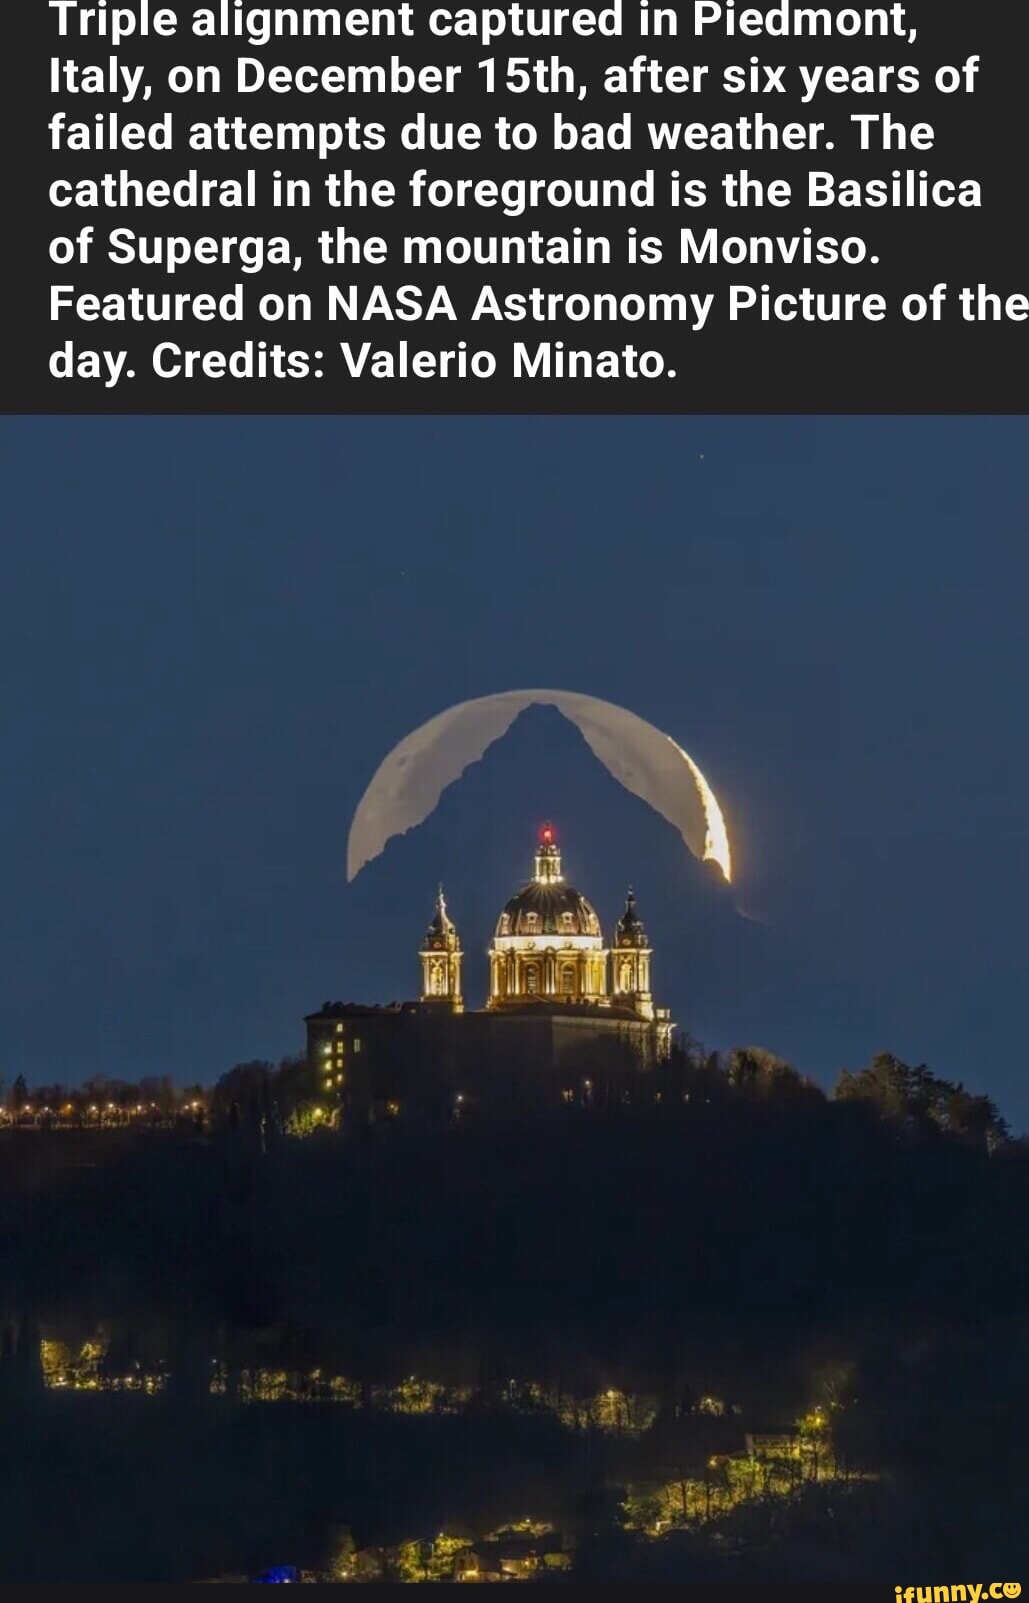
[942,1083,1008,1150]
[139,1075,177,1115]
[7,1074,28,1114]
[274,1053,316,1125]
[727,1047,812,1103]
[834,1053,1010,1150]
[835,1052,914,1122]
[210,1061,273,1130]
[328,1527,357,1580]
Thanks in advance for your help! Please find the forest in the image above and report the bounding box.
[1,1039,1026,1579]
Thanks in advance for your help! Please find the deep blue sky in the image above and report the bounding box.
[2,417,1027,1128]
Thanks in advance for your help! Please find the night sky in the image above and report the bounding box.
[2,416,1027,1128]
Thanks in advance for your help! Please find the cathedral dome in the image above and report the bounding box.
[495,881,602,940]
[493,823,603,942]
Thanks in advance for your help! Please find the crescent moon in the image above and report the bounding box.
[347,689,732,884]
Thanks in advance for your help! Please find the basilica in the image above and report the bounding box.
[306,824,675,1120]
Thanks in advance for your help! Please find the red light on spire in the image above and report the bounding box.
[539,820,556,845]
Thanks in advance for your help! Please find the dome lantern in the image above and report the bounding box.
[533,820,563,884]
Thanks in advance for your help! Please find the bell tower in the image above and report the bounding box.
[610,889,654,1019]
[420,887,464,1012]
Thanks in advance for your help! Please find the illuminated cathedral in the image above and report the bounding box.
[307,823,674,1121]
[421,823,670,1036]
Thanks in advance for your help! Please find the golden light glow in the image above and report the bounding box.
[668,737,732,883]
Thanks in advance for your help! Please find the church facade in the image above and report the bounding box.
[305,824,674,1121]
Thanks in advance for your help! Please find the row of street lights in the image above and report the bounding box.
[2,1100,204,1126]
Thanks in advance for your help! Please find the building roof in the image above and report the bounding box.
[305,1001,407,1021]
[484,997,646,1023]
[495,880,602,940]
[306,999,651,1026]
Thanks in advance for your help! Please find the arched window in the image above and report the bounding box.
[525,964,539,995]
[524,912,538,933]
[618,959,633,991]
[560,963,576,994]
